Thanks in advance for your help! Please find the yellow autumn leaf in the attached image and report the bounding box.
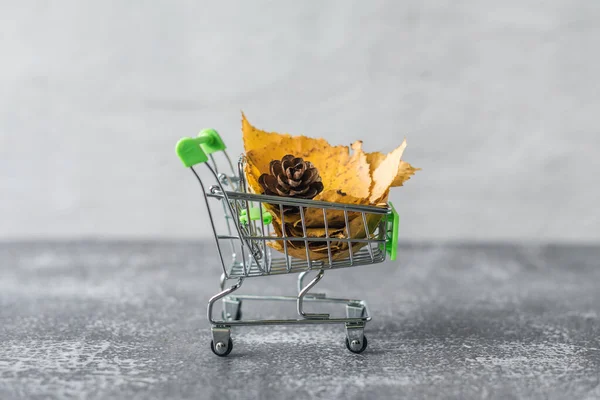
[240,112,418,261]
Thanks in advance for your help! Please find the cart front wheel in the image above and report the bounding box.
[211,338,233,357]
[345,335,368,354]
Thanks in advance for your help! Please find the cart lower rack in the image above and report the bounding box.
[176,129,399,356]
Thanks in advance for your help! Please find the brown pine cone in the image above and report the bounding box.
[258,155,324,207]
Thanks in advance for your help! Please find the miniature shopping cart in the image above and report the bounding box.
[176,129,399,356]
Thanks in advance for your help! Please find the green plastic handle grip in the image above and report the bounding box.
[176,129,227,167]
[380,201,399,261]
[239,207,273,225]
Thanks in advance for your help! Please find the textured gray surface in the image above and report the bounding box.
[1,241,599,399]
[2,0,600,242]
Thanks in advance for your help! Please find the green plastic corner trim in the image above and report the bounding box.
[381,201,399,261]
[239,206,273,225]
[175,128,226,167]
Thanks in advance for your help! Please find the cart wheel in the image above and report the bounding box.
[210,338,233,357]
[345,335,368,354]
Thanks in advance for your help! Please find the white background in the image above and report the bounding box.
[1,0,599,242]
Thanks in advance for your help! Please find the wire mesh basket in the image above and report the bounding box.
[176,128,399,356]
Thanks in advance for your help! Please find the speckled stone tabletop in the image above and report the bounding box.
[1,241,599,400]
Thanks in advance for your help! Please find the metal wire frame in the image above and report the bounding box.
[183,150,392,355]
[190,155,392,280]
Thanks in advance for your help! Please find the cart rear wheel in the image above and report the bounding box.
[210,338,233,357]
[345,335,368,354]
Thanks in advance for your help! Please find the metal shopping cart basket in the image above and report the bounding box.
[176,129,399,356]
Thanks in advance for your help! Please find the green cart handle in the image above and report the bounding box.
[176,129,227,167]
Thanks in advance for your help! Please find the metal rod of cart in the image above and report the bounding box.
[176,129,399,356]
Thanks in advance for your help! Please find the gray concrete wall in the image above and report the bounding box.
[1,0,599,242]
